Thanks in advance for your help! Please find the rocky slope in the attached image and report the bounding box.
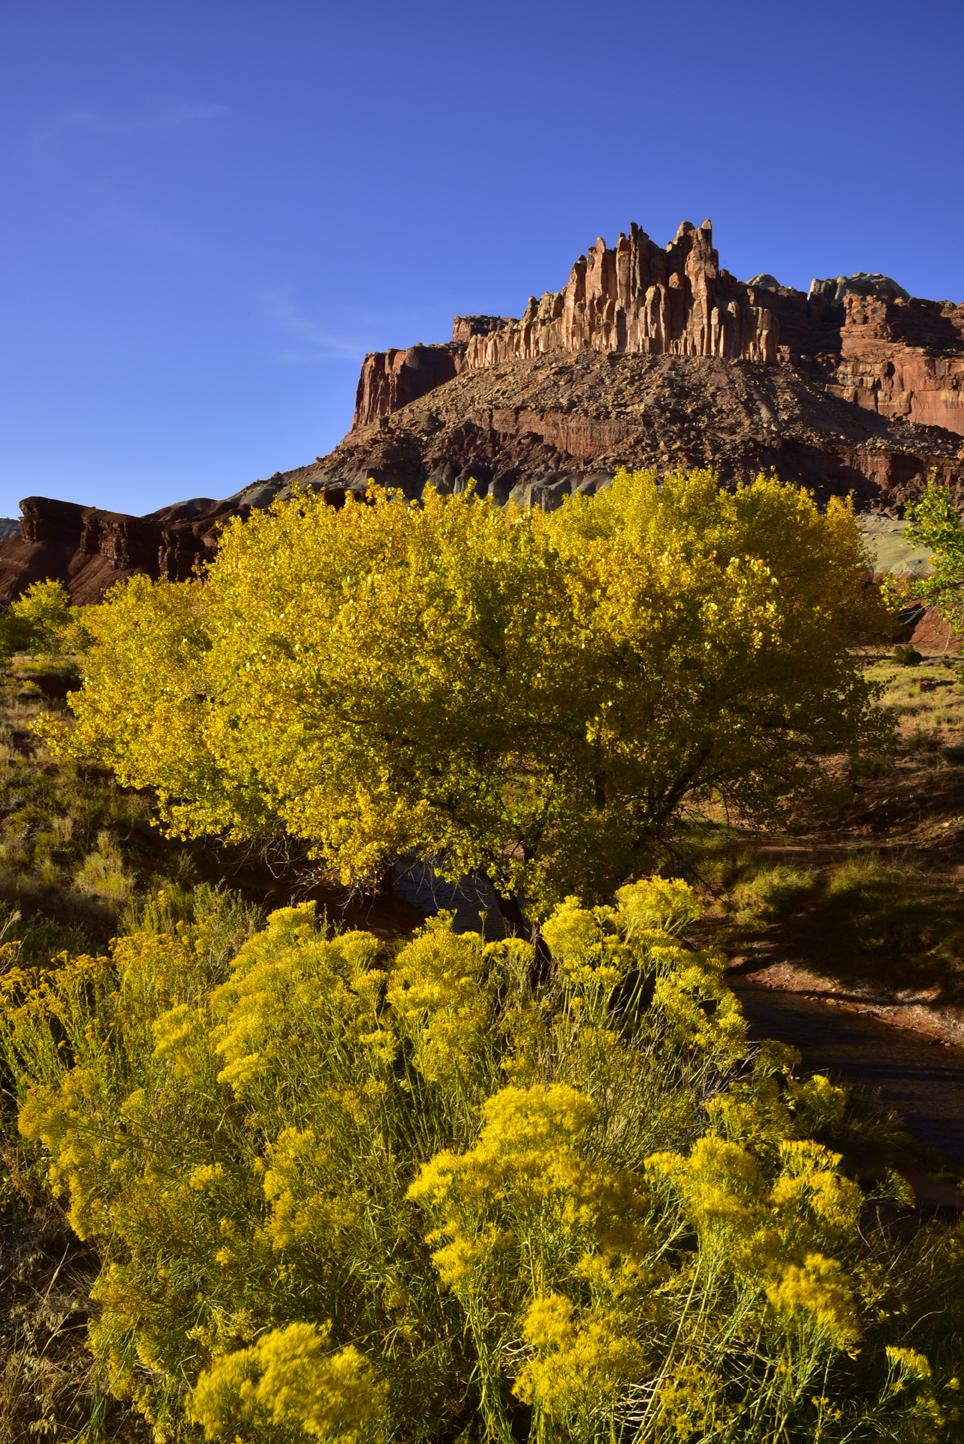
[0,493,258,606]
[2,216,962,604]
[300,347,964,513]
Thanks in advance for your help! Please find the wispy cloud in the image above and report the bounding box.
[78,188,218,259]
[263,290,372,364]
[30,102,227,151]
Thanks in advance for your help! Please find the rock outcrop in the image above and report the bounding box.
[352,344,465,431]
[0,482,371,605]
[827,293,964,433]
[3,216,963,606]
[351,219,964,443]
[0,496,230,606]
[353,221,784,427]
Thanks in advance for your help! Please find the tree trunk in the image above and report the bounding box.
[373,858,396,912]
[493,886,553,986]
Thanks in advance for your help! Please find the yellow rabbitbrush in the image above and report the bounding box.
[36,468,894,917]
[0,879,957,1443]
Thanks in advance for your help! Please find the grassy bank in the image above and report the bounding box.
[686,650,964,1015]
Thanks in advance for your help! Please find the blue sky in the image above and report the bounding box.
[1,0,962,517]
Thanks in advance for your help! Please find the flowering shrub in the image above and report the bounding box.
[0,878,959,1442]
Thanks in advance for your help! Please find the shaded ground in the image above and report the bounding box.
[734,985,964,1173]
[697,650,964,1045]
[0,1168,151,1444]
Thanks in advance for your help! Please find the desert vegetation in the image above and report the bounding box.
[37,468,891,914]
[2,470,964,1442]
[2,879,962,1443]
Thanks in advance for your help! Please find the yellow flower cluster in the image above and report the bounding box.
[386,919,489,1084]
[191,1321,385,1442]
[0,878,954,1444]
[765,1253,858,1345]
[514,1291,645,1423]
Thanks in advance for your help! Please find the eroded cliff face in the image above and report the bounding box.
[829,293,964,432]
[314,349,964,517]
[351,219,964,440]
[0,484,368,605]
[4,217,963,607]
[353,220,782,427]
[459,220,779,367]
[0,496,231,605]
[352,344,465,432]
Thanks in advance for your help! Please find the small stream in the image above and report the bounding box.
[392,864,964,1165]
[732,983,964,1164]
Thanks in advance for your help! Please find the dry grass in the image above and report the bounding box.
[872,650,964,747]
[0,1153,148,1444]
[682,648,964,1007]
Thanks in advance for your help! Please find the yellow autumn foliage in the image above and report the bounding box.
[0,877,958,1443]
[36,469,894,915]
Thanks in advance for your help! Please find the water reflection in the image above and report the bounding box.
[732,984,964,1164]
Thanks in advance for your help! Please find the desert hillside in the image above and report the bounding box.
[1,217,962,604]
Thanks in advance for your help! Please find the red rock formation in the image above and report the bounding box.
[312,349,964,518]
[352,219,964,443]
[0,496,234,605]
[352,221,785,428]
[451,315,515,344]
[462,221,778,369]
[826,295,964,434]
[0,483,373,606]
[353,344,464,429]
[5,217,963,607]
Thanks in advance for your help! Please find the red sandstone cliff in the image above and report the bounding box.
[0,485,367,605]
[351,220,964,440]
[352,344,465,433]
[3,217,963,607]
[0,496,236,606]
[827,293,964,431]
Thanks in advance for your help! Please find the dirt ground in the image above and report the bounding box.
[703,649,964,1046]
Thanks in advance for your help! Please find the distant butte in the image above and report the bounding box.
[1,218,963,603]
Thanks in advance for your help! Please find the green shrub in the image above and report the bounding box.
[676,831,757,897]
[906,726,942,753]
[893,644,923,666]
[729,863,818,925]
[0,879,956,1443]
[0,904,90,969]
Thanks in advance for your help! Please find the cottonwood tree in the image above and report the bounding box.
[0,578,83,664]
[38,469,893,916]
[894,474,964,635]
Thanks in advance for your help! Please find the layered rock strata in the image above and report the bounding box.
[0,490,358,605]
[352,220,964,441]
[3,217,963,607]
